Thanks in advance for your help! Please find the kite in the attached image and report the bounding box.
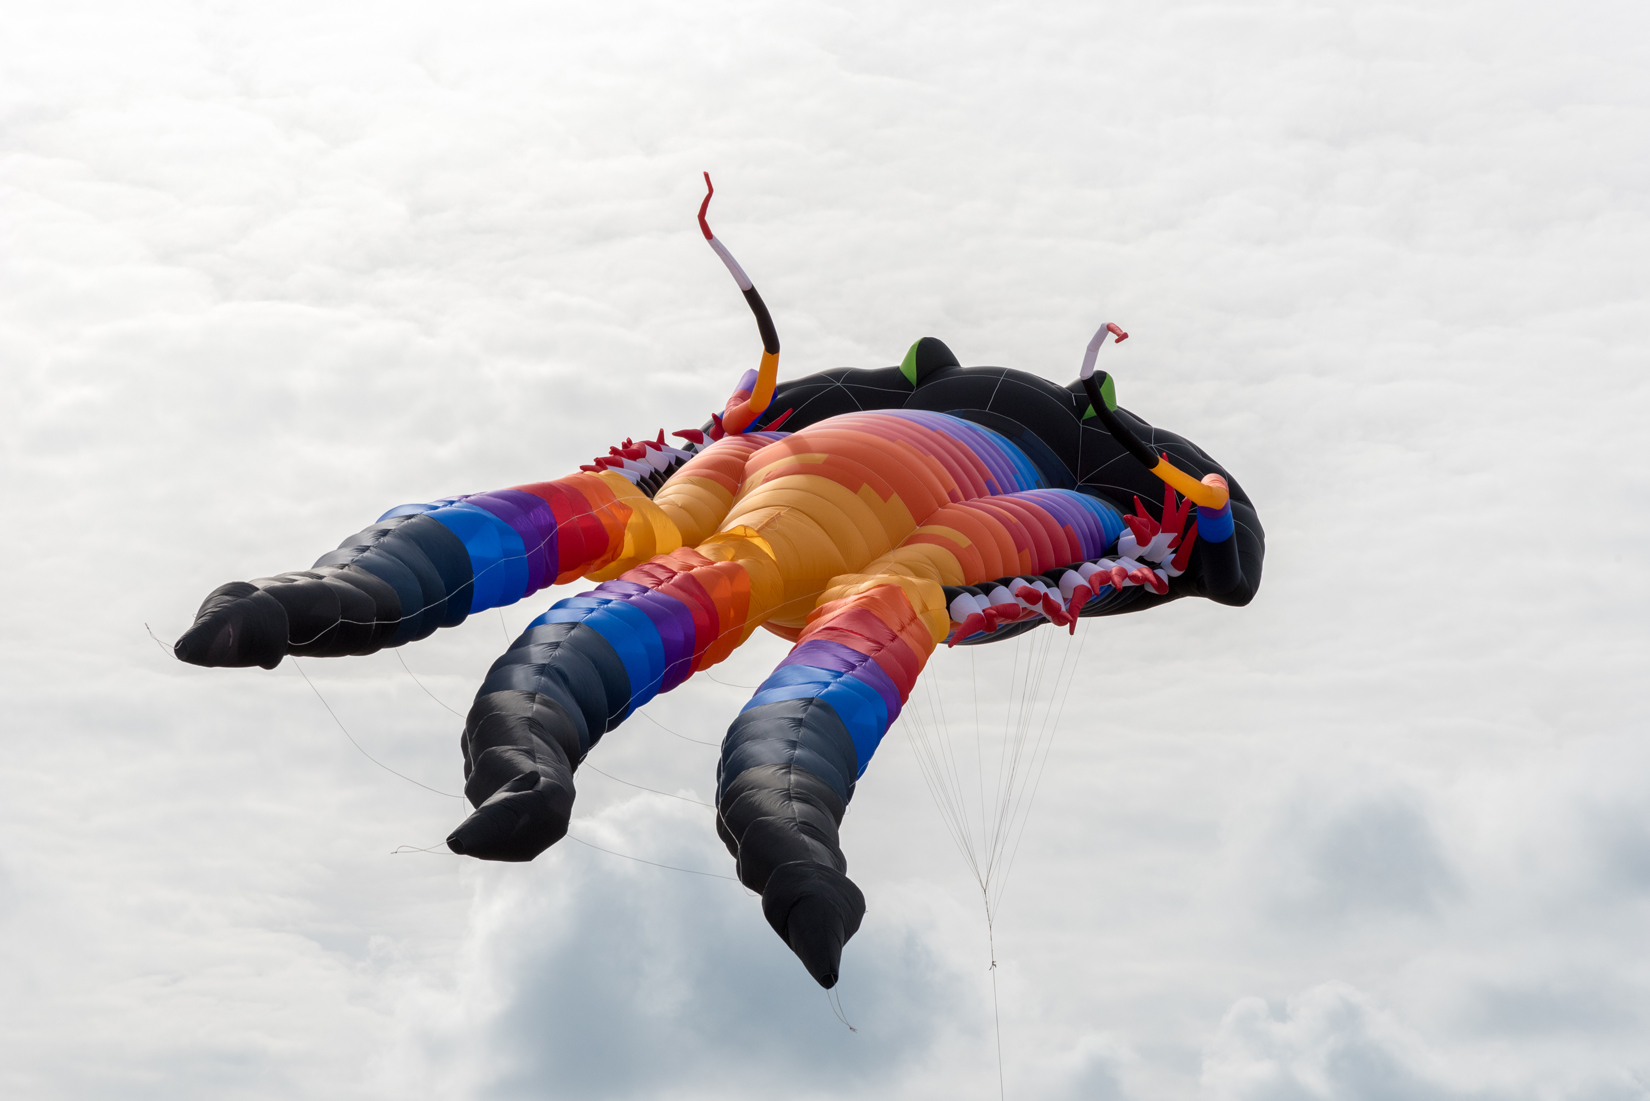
[176,176,1264,988]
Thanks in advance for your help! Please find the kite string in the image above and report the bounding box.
[988,900,1005,1101]
[917,669,973,871]
[279,491,645,648]
[395,649,465,717]
[998,627,1063,907]
[394,644,721,766]
[705,671,761,690]
[993,622,1087,914]
[580,762,714,808]
[973,648,986,876]
[902,620,1086,1101]
[903,678,982,879]
[393,643,718,802]
[634,709,720,748]
[930,667,978,874]
[827,987,859,1033]
[987,630,1053,909]
[391,833,741,883]
[304,654,737,875]
[562,833,739,881]
[293,656,464,799]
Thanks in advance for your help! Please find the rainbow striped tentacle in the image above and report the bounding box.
[708,417,1145,986]
[172,465,679,670]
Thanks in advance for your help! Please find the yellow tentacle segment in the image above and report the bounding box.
[721,349,780,435]
[584,471,685,581]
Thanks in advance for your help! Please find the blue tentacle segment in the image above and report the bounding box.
[172,469,644,669]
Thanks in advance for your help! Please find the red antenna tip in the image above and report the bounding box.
[1107,322,1129,343]
[697,172,715,239]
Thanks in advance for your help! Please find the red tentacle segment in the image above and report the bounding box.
[1129,567,1168,594]
[698,172,715,240]
[673,428,706,445]
[1124,511,1159,546]
[1039,591,1072,626]
[1160,482,1193,547]
[1106,322,1129,343]
[985,603,1018,630]
[1064,583,1093,621]
[948,612,987,647]
[1171,520,1199,573]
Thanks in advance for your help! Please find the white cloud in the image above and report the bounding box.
[383,801,973,1101]
[1255,776,1460,925]
[1201,982,1485,1100]
[2,0,1648,1097]
[1202,980,1650,1101]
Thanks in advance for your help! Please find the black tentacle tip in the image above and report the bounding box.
[445,772,571,862]
[762,861,867,989]
[173,582,289,669]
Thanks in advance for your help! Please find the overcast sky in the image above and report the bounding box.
[3,1,1648,1098]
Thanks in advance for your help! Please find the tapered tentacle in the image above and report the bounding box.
[448,622,625,860]
[446,535,788,859]
[439,430,788,860]
[719,574,948,988]
[175,513,473,669]
[175,458,697,669]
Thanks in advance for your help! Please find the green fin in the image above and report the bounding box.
[1082,374,1117,418]
[900,337,959,387]
[900,342,920,386]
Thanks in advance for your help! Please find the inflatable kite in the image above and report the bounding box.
[176,176,1264,988]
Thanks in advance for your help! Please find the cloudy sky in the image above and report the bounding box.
[3,0,1648,1097]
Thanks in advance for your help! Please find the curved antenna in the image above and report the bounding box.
[1079,321,1128,379]
[700,173,780,434]
[1077,321,1229,510]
